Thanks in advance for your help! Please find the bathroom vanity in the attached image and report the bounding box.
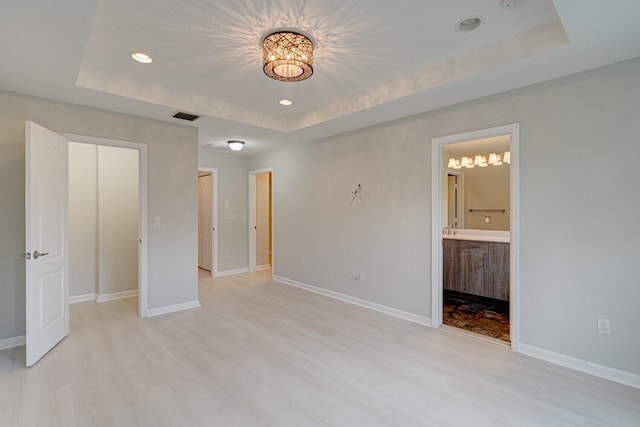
[443,230,510,301]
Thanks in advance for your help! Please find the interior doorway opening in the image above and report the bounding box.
[431,124,519,349]
[198,168,218,277]
[68,142,140,311]
[249,168,273,274]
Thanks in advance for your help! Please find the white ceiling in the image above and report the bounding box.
[2,0,640,156]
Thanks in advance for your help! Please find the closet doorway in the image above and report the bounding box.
[67,136,147,317]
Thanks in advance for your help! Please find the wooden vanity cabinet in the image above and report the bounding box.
[443,239,459,292]
[443,239,509,301]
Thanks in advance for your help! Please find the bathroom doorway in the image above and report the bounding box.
[431,124,519,348]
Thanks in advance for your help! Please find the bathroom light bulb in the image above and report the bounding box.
[488,152,498,164]
[448,158,456,168]
[503,151,511,164]
[474,155,483,166]
[461,156,470,168]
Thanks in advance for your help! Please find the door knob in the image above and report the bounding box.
[33,251,50,259]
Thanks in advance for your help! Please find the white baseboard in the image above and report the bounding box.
[273,275,431,327]
[97,289,138,303]
[215,268,249,277]
[145,300,201,318]
[518,343,640,390]
[70,290,138,304]
[70,293,97,304]
[0,335,25,351]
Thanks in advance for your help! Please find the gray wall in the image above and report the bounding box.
[249,58,640,376]
[69,143,139,297]
[198,150,249,272]
[0,91,199,340]
[69,142,99,297]
[198,148,249,273]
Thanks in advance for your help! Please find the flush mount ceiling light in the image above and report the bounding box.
[131,52,152,64]
[279,99,293,106]
[263,31,314,82]
[227,140,245,151]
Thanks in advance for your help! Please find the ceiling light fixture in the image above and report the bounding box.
[457,17,482,32]
[263,31,314,82]
[131,52,152,64]
[279,99,293,106]
[228,140,245,151]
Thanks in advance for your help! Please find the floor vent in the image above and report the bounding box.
[172,111,200,121]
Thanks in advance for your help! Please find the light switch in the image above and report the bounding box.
[153,217,161,228]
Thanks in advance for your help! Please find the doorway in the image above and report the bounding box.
[248,168,273,273]
[198,168,218,276]
[431,123,519,348]
[65,134,148,317]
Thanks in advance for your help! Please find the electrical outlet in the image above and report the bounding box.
[359,272,365,281]
[597,318,611,335]
[350,270,358,279]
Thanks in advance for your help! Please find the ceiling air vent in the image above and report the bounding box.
[172,111,200,122]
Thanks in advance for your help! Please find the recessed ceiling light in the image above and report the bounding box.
[456,17,482,32]
[131,52,152,64]
[279,99,293,106]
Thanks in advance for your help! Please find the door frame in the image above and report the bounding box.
[248,167,273,274]
[198,167,218,276]
[63,133,148,318]
[430,123,520,350]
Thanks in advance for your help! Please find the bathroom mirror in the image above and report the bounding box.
[443,135,511,231]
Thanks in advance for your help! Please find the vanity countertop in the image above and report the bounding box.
[442,229,510,243]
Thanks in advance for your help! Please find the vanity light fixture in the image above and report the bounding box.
[448,151,509,169]
[488,152,502,165]
[503,150,511,164]
[227,140,245,151]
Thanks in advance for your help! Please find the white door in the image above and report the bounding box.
[25,121,69,366]
[198,174,212,270]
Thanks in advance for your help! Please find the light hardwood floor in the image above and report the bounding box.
[1,270,639,426]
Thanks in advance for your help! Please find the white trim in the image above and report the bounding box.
[0,335,26,351]
[430,123,520,350]
[215,267,249,277]
[198,167,218,277]
[274,275,431,326]
[97,289,138,303]
[518,343,640,390]
[70,293,97,304]
[63,133,148,318]
[248,167,274,274]
[256,264,271,271]
[145,300,201,318]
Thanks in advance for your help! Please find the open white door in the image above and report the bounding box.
[25,121,69,366]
